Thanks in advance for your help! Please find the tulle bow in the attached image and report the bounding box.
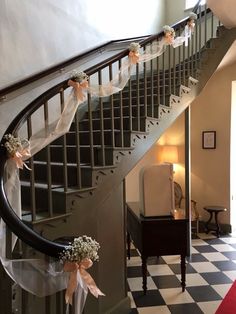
[12,147,31,170]
[63,258,105,306]
[164,32,174,45]
[68,80,89,102]
[129,51,140,64]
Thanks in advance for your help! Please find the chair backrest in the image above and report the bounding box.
[174,181,184,208]
[139,163,175,217]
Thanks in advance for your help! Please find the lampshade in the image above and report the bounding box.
[161,145,179,164]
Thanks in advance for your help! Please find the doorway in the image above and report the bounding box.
[230,81,236,233]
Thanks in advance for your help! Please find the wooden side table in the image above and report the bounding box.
[204,206,227,238]
[126,202,188,294]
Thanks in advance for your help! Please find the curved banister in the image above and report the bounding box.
[0,151,65,257]
[0,0,208,258]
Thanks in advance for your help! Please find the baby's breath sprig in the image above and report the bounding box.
[163,25,176,37]
[60,235,100,264]
[70,70,89,83]
[129,42,141,53]
[2,134,28,157]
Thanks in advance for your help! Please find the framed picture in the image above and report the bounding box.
[202,131,216,149]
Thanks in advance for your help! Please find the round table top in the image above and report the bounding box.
[204,205,227,212]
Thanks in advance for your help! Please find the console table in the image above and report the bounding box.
[126,202,188,294]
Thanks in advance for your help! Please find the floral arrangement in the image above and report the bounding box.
[60,235,100,263]
[187,12,197,32]
[3,134,23,157]
[189,12,197,21]
[163,25,176,37]
[2,134,31,169]
[129,42,141,64]
[129,42,141,53]
[163,25,176,45]
[68,71,89,102]
[70,70,89,83]
[60,235,104,306]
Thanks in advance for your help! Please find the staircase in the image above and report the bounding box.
[1,4,236,314]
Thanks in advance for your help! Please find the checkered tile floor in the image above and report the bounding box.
[127,233,236,314]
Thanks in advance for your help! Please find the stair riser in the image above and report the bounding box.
[88,105,160,119]
[20,163,93,186]
[100,94,171,109]
[33,146,114,166]
[52,130,132,146]
[79,131,131,146]
[21,186,66,213]
[79,117,146,131]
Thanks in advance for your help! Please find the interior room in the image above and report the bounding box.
[0,0,236,313]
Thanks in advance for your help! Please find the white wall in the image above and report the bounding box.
[0,0,165,88]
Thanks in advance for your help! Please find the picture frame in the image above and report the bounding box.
[202,131,216,149]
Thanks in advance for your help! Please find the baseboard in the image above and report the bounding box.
[104,296,131,314]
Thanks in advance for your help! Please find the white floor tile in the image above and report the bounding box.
[127,256,142,267]
[212,283,233,298]
[221,237,236,244]
[147,264,174,276]
[191,239,208,246]
[162,255,181,264]
[138,305,171,314]
[212,244,235,252]
[197,301,222,314]
[191,246,200,254]
[223,270,236,281]
[190,262,220,273]
[197,233,216,240]
[159,287,194,305]
[176,273,208,286]
[127,291,136,308]
[201,252,229,261]
[127,276,157,292]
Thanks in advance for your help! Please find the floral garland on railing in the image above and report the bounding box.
[0,13,198,314]
[60,236,104,307]
[3,134,31,170]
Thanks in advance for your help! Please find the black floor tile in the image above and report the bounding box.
[127,266,149,278]
[201,271,233,285]
[187,253,208,263]
[186,285,222,302]
[212,260,236,271]
[152,275,181,289]
[168,263,197,274]
[221,251,236,260]
[204,238,226,245]
[193,245,218,253]
[131,289,166,307]
[168,303,204,314]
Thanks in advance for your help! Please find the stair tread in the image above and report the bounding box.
[22,212,72,225]
[48,144,134,150]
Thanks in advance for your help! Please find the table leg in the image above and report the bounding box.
[205,211,213,234]
[215,212,220,238]
[127,232,131,260]
[180,254,186,292]
[141,255,147,295]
